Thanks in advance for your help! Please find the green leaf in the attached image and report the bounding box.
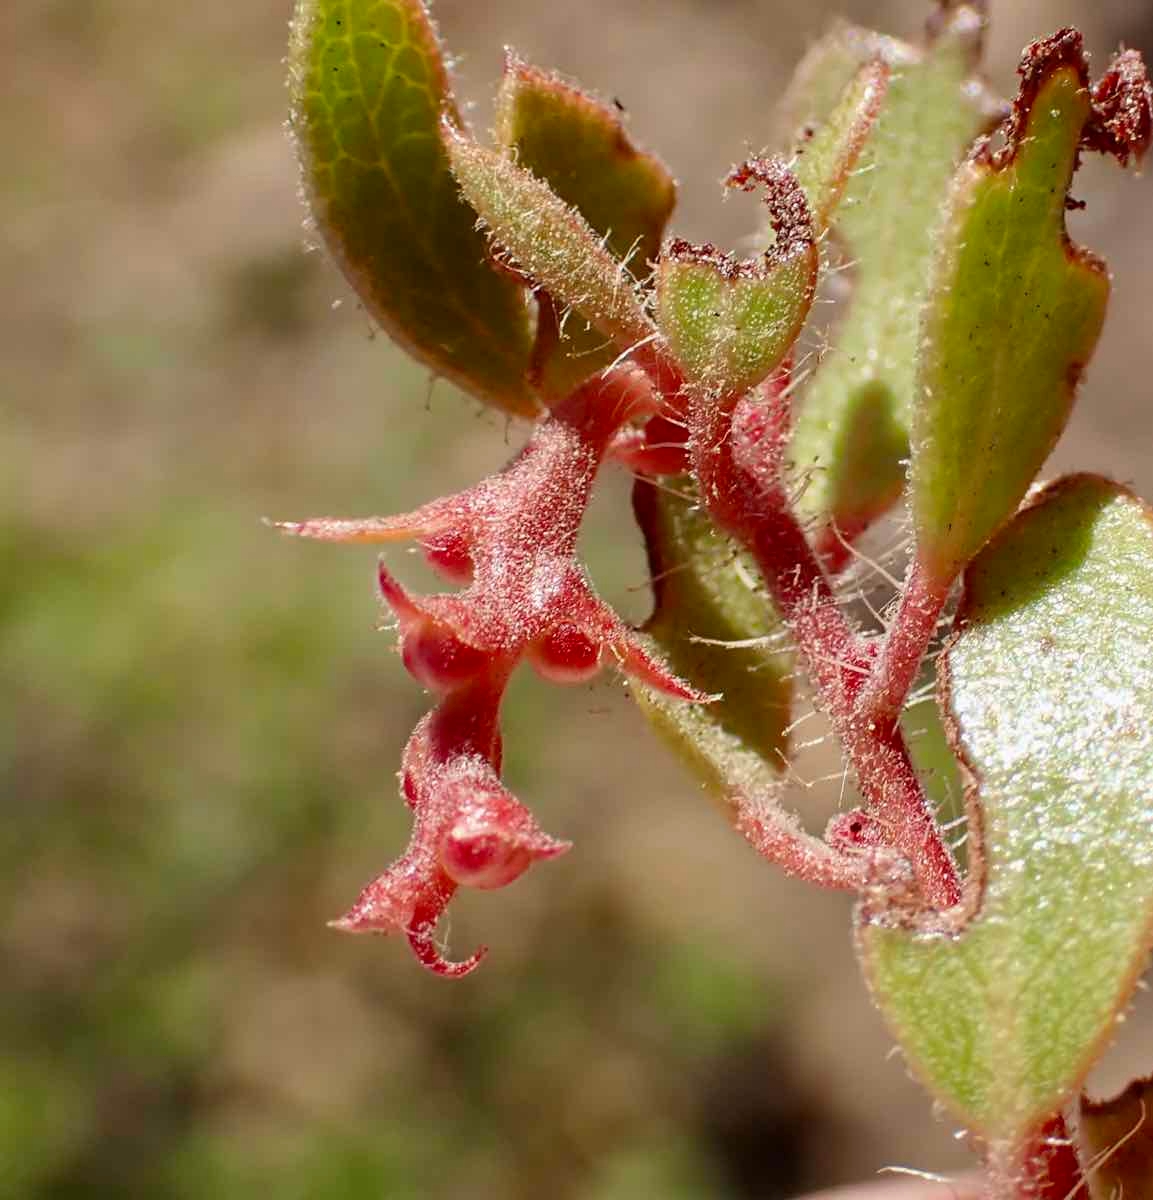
[786,6,997,547]
[860,475,1153,1161]
[630,475,793,798]
[910,41,1109,585]
[444,124,657,356]
[789,60,890,234]
[655,162,816,399]
[289,0,538,416]
[495,55,676,399]
[654,57,889,406]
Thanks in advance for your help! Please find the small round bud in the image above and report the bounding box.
[401,623,488,691]
[440,823,534,890]
[438,784,570,890]
[528,623,602,685]
[826,808,883,850]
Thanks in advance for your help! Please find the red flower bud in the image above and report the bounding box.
[528,623,603,685]
[438,781,570,889]
[401,622,489,692]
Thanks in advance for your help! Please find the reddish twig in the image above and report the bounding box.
[687,389,960,910]
[856,555,952,733]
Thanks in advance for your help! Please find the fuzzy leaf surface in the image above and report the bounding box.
[656,254,812,399]
[289,0,537,415]
[786,6,995,543]
[790,60,890,234]
[495,58,676,398]
[656,161,816,399]
[910,53,1109,585]
[631,475,793,796]
[445,126,656,356]
[860,476,1153,1154]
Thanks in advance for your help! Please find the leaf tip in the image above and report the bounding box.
[724,157,814,267]
[1087,46,1153,167]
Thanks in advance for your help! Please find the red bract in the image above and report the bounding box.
[330,679,567,976]
[282,367,705,973]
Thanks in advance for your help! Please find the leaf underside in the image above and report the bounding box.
[785,6,996,540]
[445,126,656,357]
[790,59,890,235]
[495,58,675,399]
[860,476,1153,1155]
[289,0,538,415]
[631,476,793,801]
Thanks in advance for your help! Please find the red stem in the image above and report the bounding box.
[689,397,960,909]
[857,554,952,732]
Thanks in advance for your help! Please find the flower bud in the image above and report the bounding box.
[438,784,569,889]
[528,622,602,684]
[401,622,489,692]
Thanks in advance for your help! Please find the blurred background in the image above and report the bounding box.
[4,0,1153,1196]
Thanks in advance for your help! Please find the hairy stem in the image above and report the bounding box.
[856,555,952,731]
[689,395,960,909]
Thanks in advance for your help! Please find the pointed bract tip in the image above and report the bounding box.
[327,912,366,933]
[376,560,424,623]
[271,515,427,544]
[613,635,717,703]
[328,889,415,936]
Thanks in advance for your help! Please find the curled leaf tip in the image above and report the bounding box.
[990,29,1152,170]
[657,162,815,397]
[724,158,814,265]
[1087,47,1152,166]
